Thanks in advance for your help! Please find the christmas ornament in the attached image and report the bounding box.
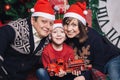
[4,4,11,11]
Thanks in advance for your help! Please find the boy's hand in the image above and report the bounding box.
[72,70,81,76]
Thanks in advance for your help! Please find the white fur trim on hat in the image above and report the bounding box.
[53,23,63,29]
[64,12,86,25]
[32,12,55,20]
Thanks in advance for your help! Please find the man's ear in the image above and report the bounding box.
[31,17,34,25]
[48,34,51,40]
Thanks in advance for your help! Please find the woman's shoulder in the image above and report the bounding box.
[63,43,74,50]
[87,27,103,38]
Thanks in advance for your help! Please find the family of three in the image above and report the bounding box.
[0,0,120,80]
[36,0,120,80]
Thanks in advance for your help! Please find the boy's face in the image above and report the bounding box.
[51,27,66,45]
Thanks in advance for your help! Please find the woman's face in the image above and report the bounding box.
[64,18,80,38]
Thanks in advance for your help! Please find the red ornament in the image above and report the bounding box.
[50,0,69,13]
[59,8,64,14]
[20,0,24,3]
[5,4,11,11]
[27,8,31,12]
[0,21,3,27]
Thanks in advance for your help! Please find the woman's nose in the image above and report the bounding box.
[67,25,73,31]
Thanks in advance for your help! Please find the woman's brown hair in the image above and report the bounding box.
[63,17,88,43]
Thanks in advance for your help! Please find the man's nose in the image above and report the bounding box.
[46,22,52,28]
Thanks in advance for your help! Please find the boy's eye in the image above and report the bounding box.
[61,31,65,33]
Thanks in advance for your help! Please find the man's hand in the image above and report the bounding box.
[55,69,67,77]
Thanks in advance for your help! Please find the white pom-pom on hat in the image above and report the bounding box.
[83,10,88,15]
[54,5,60,11]
[66,5,70,10]
[31,0,55,20]
[30,8,35,12]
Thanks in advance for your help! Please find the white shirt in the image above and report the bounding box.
[32,26,42,50]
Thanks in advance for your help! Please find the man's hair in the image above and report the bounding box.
[33,16,39,22]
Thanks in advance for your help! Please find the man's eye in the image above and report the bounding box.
[50,22,54,26]
[42,20,47,23]
[52,31,57,33]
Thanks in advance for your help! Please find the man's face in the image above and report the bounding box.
[31,16,54,38]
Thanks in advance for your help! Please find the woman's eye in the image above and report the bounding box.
[72,23,77,26]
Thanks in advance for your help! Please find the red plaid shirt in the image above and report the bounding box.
[92,68,107,80]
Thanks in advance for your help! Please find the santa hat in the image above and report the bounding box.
[53,19,63,29]
[63,2,87,25]
[31,0,55,20]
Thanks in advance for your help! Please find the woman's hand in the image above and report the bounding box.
[74,76,85,80]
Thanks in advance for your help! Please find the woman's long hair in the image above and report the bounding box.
[63,17,88,55]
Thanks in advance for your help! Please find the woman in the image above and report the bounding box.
[63,0,120,80]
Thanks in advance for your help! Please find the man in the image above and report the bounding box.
[0,0,55,80]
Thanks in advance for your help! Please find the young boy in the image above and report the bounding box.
[36,19,86,80]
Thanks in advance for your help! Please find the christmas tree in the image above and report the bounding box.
[0,0,99,25]
[0,0,36,23]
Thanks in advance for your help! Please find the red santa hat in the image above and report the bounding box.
[53,19,63,29]
[64,1,87,25]
[31,0,55,20]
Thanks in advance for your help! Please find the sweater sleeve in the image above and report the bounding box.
[0,25,15,65]
[87,29,107,73]
[0,25,15,78]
